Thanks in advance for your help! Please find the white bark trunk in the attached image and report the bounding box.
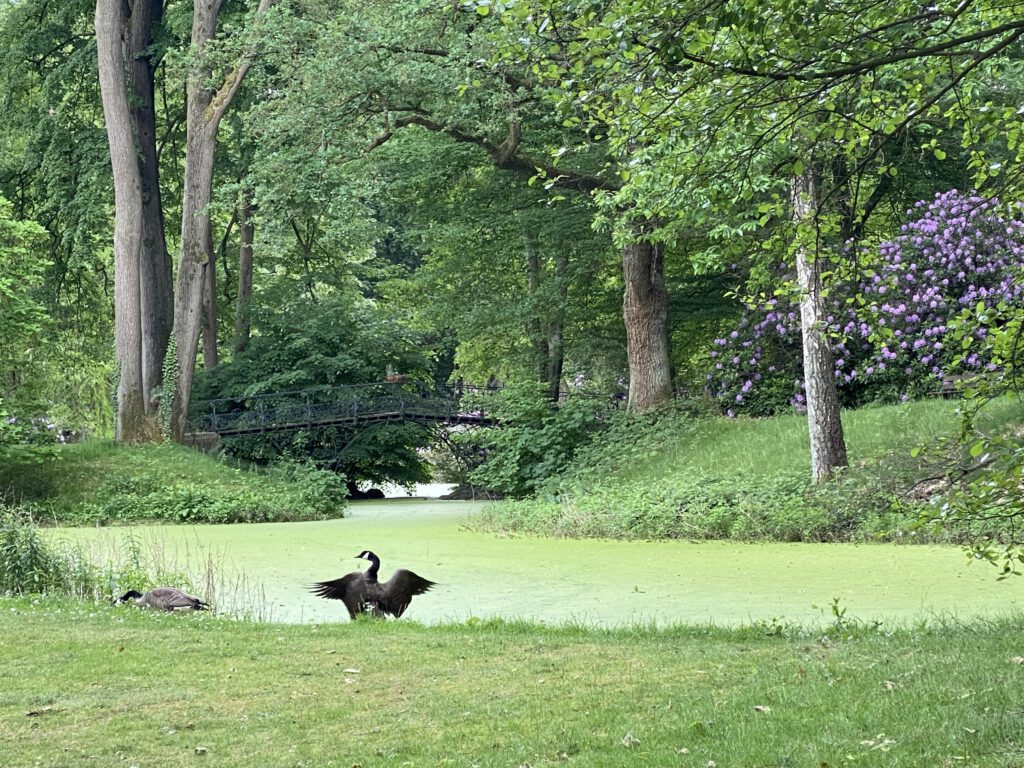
[791,168,849,482]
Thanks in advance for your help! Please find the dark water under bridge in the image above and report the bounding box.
[187,381,497,439]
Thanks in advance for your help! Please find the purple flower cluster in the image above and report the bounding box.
[706,190,1024,415]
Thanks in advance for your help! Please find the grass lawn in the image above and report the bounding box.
[2,597,1023,767]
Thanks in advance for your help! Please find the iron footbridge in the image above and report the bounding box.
[187,381,496,438]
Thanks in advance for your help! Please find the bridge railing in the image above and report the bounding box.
[188,381,495,435]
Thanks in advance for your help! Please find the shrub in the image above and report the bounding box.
[475,472,914,542]
[0,505,111,598]
[706,190,1024,414]
[459,383,612,498]
[0,505,64,593]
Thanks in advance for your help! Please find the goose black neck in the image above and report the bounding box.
[364,553,381,580]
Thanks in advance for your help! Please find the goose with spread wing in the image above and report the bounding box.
[311,550,435,619]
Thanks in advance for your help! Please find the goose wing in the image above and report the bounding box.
[144,587,208,610]
[377,569,436,618]
[310,573,368,619]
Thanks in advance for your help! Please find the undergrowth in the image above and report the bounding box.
[0,441,348,525]
[477,397,1024,543]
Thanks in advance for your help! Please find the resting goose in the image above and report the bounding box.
[311,550,435,619]
[115,587,210,611]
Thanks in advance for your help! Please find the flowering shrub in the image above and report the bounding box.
[707,190,1024,414]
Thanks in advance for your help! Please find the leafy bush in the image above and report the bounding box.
[707,190,1024,414]
[0,506,64,593]
[477,472,923,542]
[0,442,349,526]
[0,505,117,597]
[458,383,613,498]
[0,505,209,601]
[73,470,347,526]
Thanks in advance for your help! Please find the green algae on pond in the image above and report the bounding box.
[55,499,1023,627]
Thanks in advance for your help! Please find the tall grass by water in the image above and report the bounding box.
[0,505,272,619]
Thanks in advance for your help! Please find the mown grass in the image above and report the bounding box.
[2,597,1023,767]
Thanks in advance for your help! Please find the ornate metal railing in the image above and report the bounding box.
[187,381,497,437]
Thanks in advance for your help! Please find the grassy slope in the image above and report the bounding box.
[476,396,1024,540]
[599,396,1023,485]
[0,441,267,510]
[2,597,1023,767]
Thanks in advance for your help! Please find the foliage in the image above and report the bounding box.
[479,471,920,542]
[459,383,612,497]
[193,293,435,487]
[477,397,1024,542]
[0,504,212,600]
[0,505,66,594]
[0,1,123,438]
[706,191,1024,414]
[0,441,347,525]
[918,292,1024,575]
[0,195,54,452]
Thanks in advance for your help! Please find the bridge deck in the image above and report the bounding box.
[188,382,496,437]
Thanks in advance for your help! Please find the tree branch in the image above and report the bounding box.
[367,114,619,193]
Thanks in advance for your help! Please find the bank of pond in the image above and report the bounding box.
[48,498,1023,627]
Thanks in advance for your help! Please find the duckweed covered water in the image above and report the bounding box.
[56,499,1023,626]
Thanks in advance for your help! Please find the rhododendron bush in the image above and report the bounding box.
[706,190,1024,415]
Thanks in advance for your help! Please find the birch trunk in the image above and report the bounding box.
[791,167,849,482]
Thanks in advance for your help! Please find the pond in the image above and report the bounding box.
[56,498,1023,627]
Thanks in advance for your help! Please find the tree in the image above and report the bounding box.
[167,0,276,442]
[494,0,1024,480]
[0,197,50,451]
[2,0,144,437]
[95,0,170,442]
[790,166,848,481]
[245,0,673,409]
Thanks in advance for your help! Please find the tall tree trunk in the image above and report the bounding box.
[622,227,672,412]
[202,225,219,370]
[523,231,551,391]
[129,0,173,415]
[523,229,568,401]
[170,0,275,441]
[791,167,849,482]
[233,191,255,353]
[96,0,158,443]
[547,250,568,401]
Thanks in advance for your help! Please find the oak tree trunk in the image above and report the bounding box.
[622,234,672,412]
[791,168,849,482]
